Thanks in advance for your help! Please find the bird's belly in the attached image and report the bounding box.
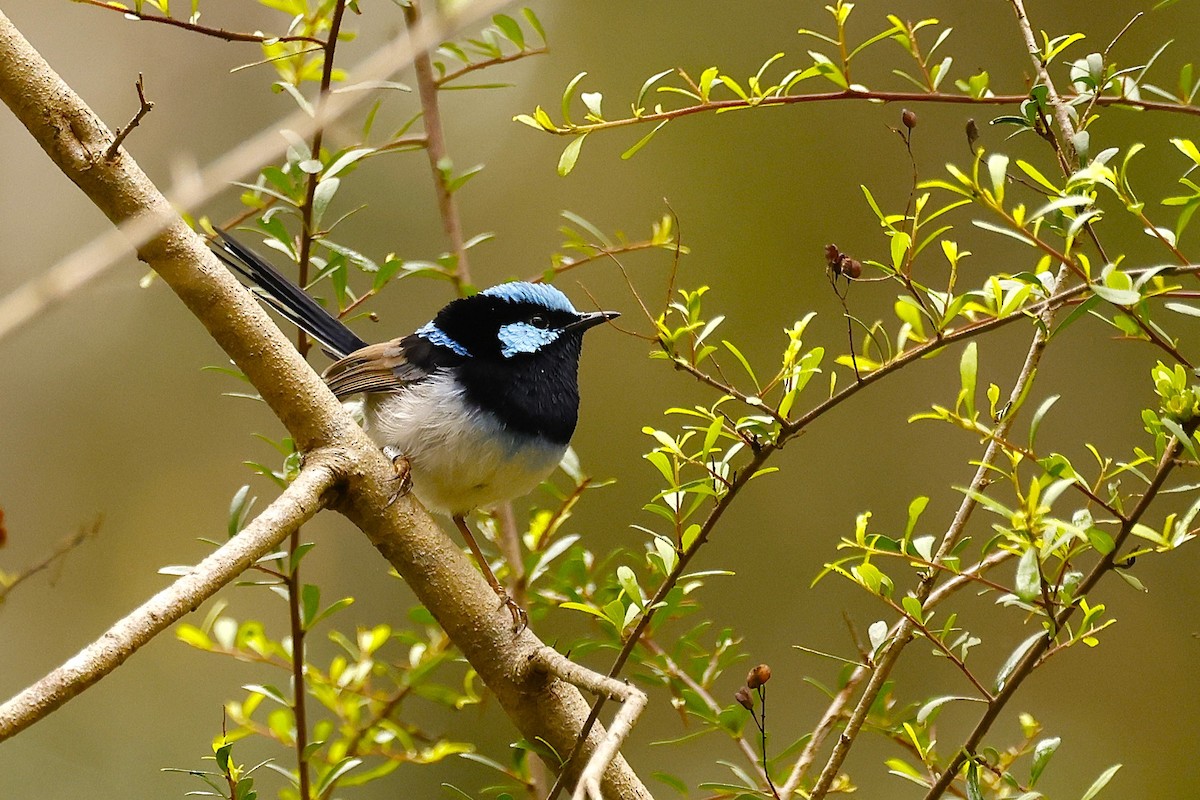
[359,375,566,515]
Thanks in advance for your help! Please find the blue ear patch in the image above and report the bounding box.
[497,321,561,358]
[482,282,576,313]
[415,322,469,356]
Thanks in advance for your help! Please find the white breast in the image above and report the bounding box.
[358,372,565,515]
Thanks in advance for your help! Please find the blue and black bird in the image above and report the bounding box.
[211,231,618,627]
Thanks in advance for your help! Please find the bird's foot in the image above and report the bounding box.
[383,447,412,507]
[494,586,528,634]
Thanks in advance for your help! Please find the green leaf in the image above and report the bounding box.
[310,176,339,229]
[1030,736,1060,787]
[492,14,524,48]
[973,219,1036,246]
[1080,764,1122,800]
[315,758,362,797]
[557,134,587,176]
[959,342,978,419]
[890,231,912,271]
[1028,395,1059,450]
[622,120,669,160]
[560,71,587,125]
[995,632,1044,691]
[559,601,611,623]
[300,583,320,629]
[905,496,929,540]
[966,761,984,800]
[636,69,674,110]
[916,695,978,724]
[722,340,760,390]
[521,8,545,42]
[1089,282,1140,306]
[1014,546,1040,602]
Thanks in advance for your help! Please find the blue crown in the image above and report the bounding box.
[481,282,576,313]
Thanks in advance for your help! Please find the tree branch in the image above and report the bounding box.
[0,452,343,740]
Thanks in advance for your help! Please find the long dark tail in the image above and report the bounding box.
[210,229,367,359]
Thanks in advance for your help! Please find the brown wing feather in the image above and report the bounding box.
[323,339,431,399]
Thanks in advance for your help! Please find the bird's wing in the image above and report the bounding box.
[323,338,434,399]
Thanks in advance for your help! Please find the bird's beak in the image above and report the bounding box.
[566,310,620,333]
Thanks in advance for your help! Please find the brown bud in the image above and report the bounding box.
[966,118,980,152]
[901,108,917,130]
[734,686,754,710]
[746,663,772,689]
[842,258,862,279]
[824,243,841,267]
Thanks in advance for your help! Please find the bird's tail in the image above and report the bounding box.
[210,229,368,359]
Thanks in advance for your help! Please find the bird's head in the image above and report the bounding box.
[416,282,619,363]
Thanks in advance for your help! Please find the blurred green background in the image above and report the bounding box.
[2,1,1199,797]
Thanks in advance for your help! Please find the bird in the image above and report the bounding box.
[210,230,619,630]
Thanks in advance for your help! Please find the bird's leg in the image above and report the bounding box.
[382,446,412,507]
[452,514,527,633]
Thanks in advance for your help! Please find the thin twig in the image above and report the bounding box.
[0,518,101,602]
[104,73,153,159]
[403,0,474,294]
[73,0,326,46]
[287,7,349,797]
[535,88,1200,139]
[436,46,548,87]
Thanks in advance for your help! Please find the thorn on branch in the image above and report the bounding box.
[105,73,153,159]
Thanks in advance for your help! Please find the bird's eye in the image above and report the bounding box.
[529,314,549,329]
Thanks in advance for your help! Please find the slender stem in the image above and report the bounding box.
[0,519,100,602]
[296,0,349,358]
[73,0,326,45]
[540,88,1200,139]
[436,47,548,87]
[285,528,312,800]
[288,6,348,797]
[403,0,474,295]
[104,73,153,159]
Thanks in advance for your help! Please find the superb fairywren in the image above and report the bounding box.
[212,231,618,628]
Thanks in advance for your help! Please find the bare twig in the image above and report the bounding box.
[436,46,548,87]
[0,518,101,602]
[104,73,152,159]
[403,0,474,293]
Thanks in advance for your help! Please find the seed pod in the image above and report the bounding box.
[746,663,772,689]
[824,243,841,266]
[734,686,754,710]
[966,118,980,151]
[842,258,862,279]
[901,108,917,130]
